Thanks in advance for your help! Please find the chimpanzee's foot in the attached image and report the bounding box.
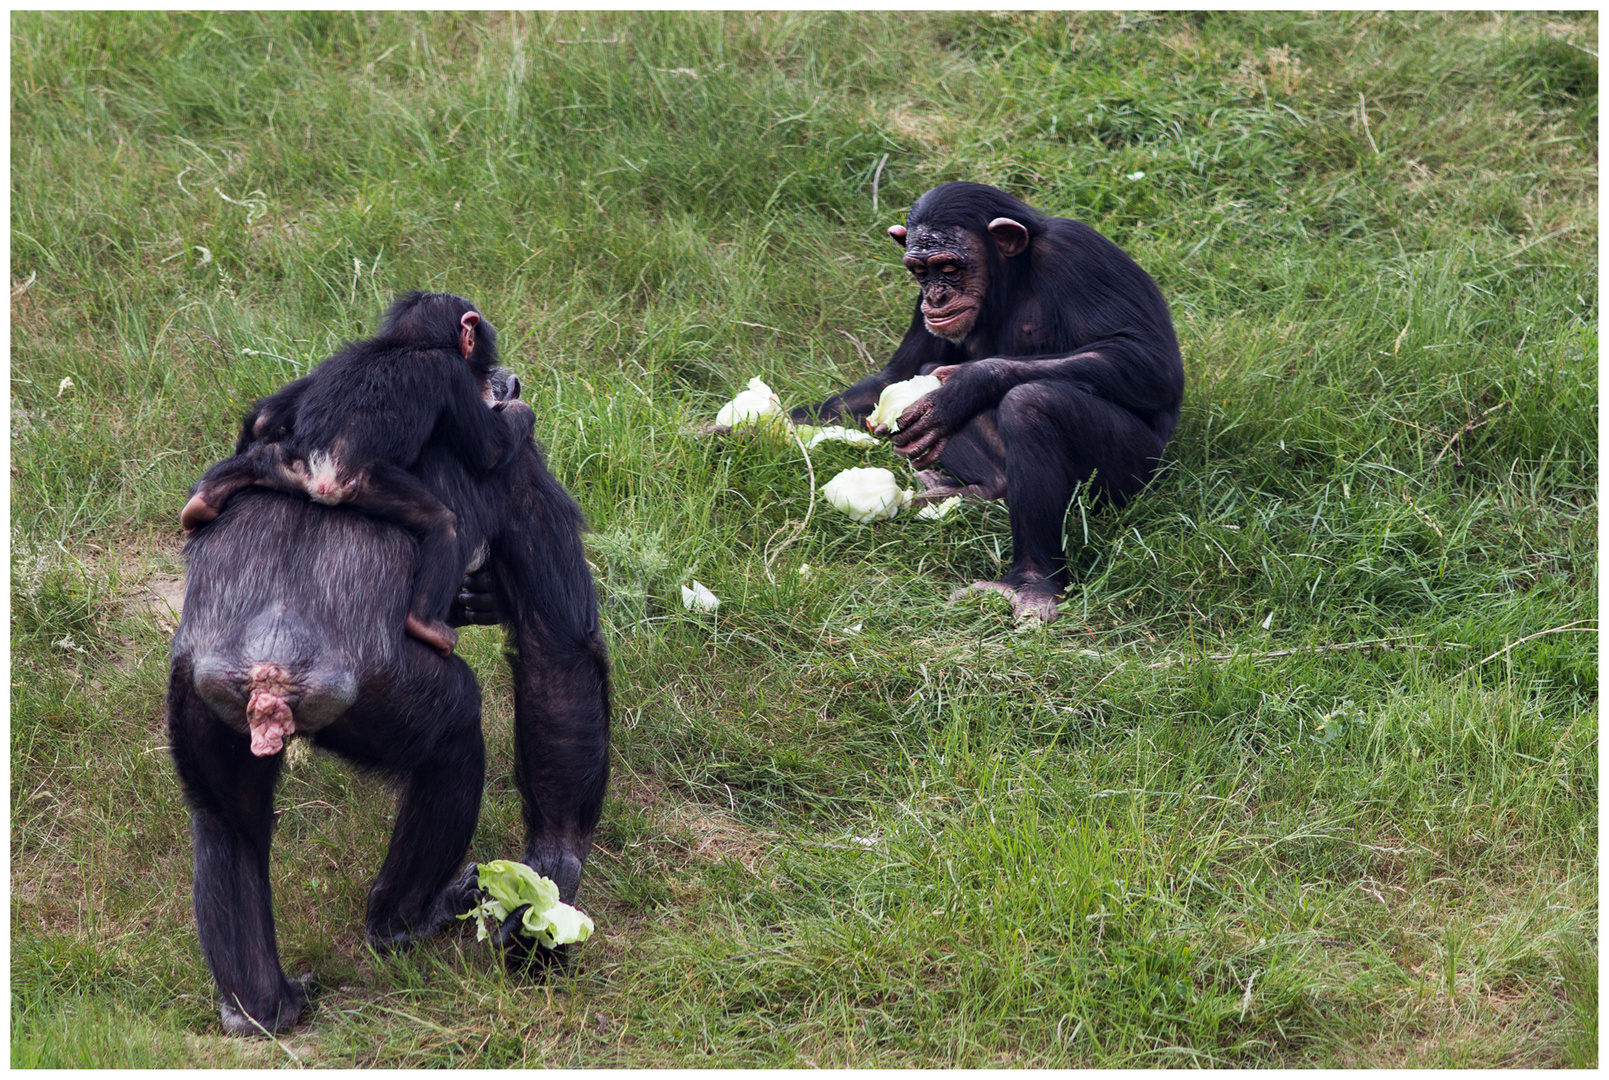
[949,576,1063,622]
[218,971,312,1037]
[180,492,221,532]
[912,469,1006,505]
[405,615,458,656]
[912,471,965,506]
[367,868,479,953]
[915,469,964,494]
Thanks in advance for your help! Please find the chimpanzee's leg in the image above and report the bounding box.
[181,444,293,532]
[343,462,463,655]
[310,656,487,950]
[167,658,307,1036]
[490,448,611,929]
[971,381,1166,619]
[926,409,1009,503]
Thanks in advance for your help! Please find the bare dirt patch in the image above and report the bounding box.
[133,576,186,629]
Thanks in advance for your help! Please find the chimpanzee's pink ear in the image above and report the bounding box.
[887,224,908,247]
[459,311,480,357]
[987,217,1029,258]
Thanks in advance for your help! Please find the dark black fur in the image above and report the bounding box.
[795,181,1184,596]
[186,292,532,649]
[168,394,609,1036]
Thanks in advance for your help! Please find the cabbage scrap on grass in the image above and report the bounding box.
[795,423,880,448]
[460,860,595,948]
[917,494,963,520]
[822,467,913,523]
[681,580,720,613]
[715,377,781,427]
[710,377,955,531]
[867,374,941,432]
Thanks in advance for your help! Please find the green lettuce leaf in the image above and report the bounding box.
[459,859,595,948]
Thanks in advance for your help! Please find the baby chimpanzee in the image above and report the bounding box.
[180,291,533,654]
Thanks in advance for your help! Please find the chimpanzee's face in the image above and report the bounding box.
[896,224,990,342]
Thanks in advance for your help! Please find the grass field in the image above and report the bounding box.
[10,11,1597,1067]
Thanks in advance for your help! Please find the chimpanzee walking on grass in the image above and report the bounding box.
[169,366,610,1036]
[181,291,532,659]
[794,182,1184,621]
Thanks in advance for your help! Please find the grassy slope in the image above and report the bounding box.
[10,11,1596,1067]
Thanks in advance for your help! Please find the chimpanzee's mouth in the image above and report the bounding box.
[923,307,971,334]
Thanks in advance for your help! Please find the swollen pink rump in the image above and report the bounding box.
[245,662,297,757]
[247,690,296,756]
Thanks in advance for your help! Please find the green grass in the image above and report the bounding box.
[11,10,1596,1067]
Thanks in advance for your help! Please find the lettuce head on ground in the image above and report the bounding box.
[461,859,595,948]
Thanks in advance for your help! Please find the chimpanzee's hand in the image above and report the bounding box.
[889,365,964,467]
[490,905,572,974]
[453,865,569,975]
[492,384,531,417]
[448,568,501,627]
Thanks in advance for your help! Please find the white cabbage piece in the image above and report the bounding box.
[868,374,941,432]
[681,580,721,613]
[822,467,913,523]
[716,377,781,427]
[797,424,880,448]
[917,494,963,521]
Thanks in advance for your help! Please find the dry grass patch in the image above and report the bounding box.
[611,769,778,878]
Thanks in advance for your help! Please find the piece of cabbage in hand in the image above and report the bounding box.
[867,375,942,433]
[460,859,595,949]
[822,467,913,523]
[716,377,781,427]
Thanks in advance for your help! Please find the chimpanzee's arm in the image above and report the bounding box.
[446,372,527,628]
[789,304,962,425]
[890,334,1184,468]
[952,337,1183,418]
[440,363,532,473]
[483,440,610,952]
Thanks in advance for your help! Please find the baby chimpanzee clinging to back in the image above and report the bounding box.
[180,291,534,655]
